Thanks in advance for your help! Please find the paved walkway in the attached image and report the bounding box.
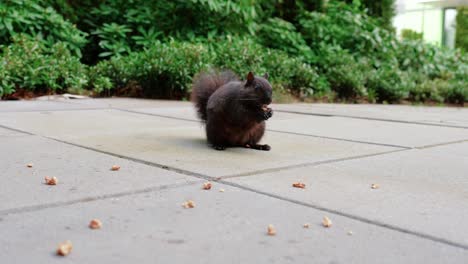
[1,98,467,263]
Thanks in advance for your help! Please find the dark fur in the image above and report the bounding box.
[191,70,273,151]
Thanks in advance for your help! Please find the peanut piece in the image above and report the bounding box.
[44,176,58,185]
[56,240,72,256]
[202,182,212,190]
[322,216,332,228]
[182,200,195,209]
[89,219,102,229]
[267,224,276,236]
[292,182,306,189]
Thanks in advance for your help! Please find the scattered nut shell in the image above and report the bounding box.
[202,182,212,190]
[267,224,276,236]
[219,188,225,192]
[371,184,380,189]
[44,176,58,185]
[56,240,72,256]
[26,163,33,168]
[182,200,195,209]
[111,165,120,171]
[303,223,310,228]
[292,182,306,189]
[347,230,353,236]
[89,219,102,229]
[322,216,332,228]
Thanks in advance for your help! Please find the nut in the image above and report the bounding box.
[322,216,332,228]
[26,163,33,168]
[262,104,268,112]
[371,184,380,189]
[292,182,306,189]
[303,223,310,228]
[89,219,102,229]
[219,188,225,193]
[267,224,276,236]
[111,165,120,171]
[44,176,58,185]
[202,182,212,190]
[56,240,72,256]
[347,230,353,236]
[182,200,195,209]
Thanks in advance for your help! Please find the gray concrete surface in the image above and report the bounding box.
[0,98,467,263]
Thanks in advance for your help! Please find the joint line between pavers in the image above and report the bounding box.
[221,148,409,179]
[0,124,35,135]
[220,180,468,251]
[416,139,468,149]
[0,181,200,216]
[113,108,200,123]
[275,110,468,130]
[269,129,412,149]
[0,107,110,113]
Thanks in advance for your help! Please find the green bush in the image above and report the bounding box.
[0,0,87,57]
[71,0,259,59]
[0,0,466,104]
[367,65,411,103]
[258,18,313,59]
[211,37,320,95]
[401,29,423,41]
[313,45,370,98]
[91,40,213,98]
[0,35,88,98]
[455,7,468,53]
[90,37,321,98]
[300,1,397,60]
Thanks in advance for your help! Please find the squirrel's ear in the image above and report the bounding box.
[263,73,269,80]
[246,72,254,85]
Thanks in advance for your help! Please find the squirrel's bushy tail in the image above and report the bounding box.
[191,70,238,121]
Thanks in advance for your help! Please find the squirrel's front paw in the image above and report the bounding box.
[263,108,273,120]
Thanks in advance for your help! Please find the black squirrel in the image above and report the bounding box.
[191,70,273,151]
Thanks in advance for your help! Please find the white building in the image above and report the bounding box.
[393,0,466,47]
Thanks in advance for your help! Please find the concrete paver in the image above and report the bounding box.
[0,135,197,212]
[268,114,468,148]
[226,143,468,246]
[274,103,468,128]
[1,183,467,264]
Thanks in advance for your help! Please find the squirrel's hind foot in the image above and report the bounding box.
[246,144,271,151]
[213,145,226,151]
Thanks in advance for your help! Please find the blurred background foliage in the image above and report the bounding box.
[1,0,467,104]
